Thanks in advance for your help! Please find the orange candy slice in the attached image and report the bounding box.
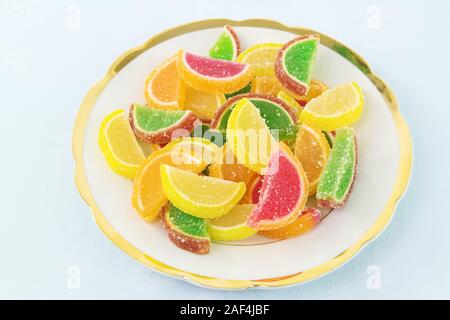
[294,124,331,195]
[144,55,185,110]
[259,208,321,239]
[132,138,219,222]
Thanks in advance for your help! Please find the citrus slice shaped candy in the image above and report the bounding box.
[226,98,279,174]
[316,128,357,208]
[132,138,220,222]
[162,203,210,254]
[207,204,257,241]
[275,35,319,96]
[209,25,241,61]
[184,85,226,121]
[160,165,246,218]
[299,82,364,131]
[247,143,309,230]
[98,109,146,179]
[259,207,320,239]
[297,79,327,106]
[251,76,284,96]
[208,143,260,191]
[144,55,185,110]
[237,43,282,77]
[177,50,253,94]
[129,103,197,145]
[294,124,331,195]
[211,93,297,133]
[277,90,303,117]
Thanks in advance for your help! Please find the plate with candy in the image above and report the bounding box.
[73,19,412,289]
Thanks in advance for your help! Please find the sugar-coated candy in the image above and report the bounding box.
[177,50,253,94]
[144,56,185,110]
[316,128,357,208]
[247,143,309,230]
[129,103,196,145]
[162,203,210,254]
[275,35,319,96]
[209,25,241,61]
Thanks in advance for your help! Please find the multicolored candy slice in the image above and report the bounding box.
[177,50,253,94]
[316,128,357,208]
[211,93,298,134]
[129,103,196,145]
[163,203,210,254]
[275,35,319,96]
[209,25,241,61]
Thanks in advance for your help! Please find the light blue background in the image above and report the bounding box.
[1,0,449,299]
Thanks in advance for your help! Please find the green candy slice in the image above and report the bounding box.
[275,35,319,96]
[316,128,357,208]
[129,103,196,144]
[209,25,241,61]
[164,204,210,254]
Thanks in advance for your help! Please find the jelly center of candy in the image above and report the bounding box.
[284,39,317,83]
[255,151,302,220]
[209,30,234,61]
[135,105,186,131]
[169,205,208,238]
[185,52,246,78]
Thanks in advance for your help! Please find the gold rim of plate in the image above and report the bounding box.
[72,18,413,289]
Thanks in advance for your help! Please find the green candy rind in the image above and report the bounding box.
[134,104,187,132]
[317,128,356,206]
[167,204,209,239]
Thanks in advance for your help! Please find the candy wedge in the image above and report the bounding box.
[98,110,146,179]
[163,204,210,254]
[294,124,331,195]
[275,35,319,96]
[177,50,253,94]
[209,25,241,61]
[300,82,364,131]
[160,165,246,218]
[316,128,357,208]
[129,103,197,145]
[226,98,279,174]
[247,143,309,230]
[144,55,185,110]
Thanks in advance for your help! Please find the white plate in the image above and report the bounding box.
[73,19,412,289]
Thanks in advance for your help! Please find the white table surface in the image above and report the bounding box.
[1,0,449,299]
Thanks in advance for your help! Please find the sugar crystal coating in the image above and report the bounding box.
[209,25,241,61]
[316,128,357,208]
[129,103,196,145]
[275,35,319,96]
